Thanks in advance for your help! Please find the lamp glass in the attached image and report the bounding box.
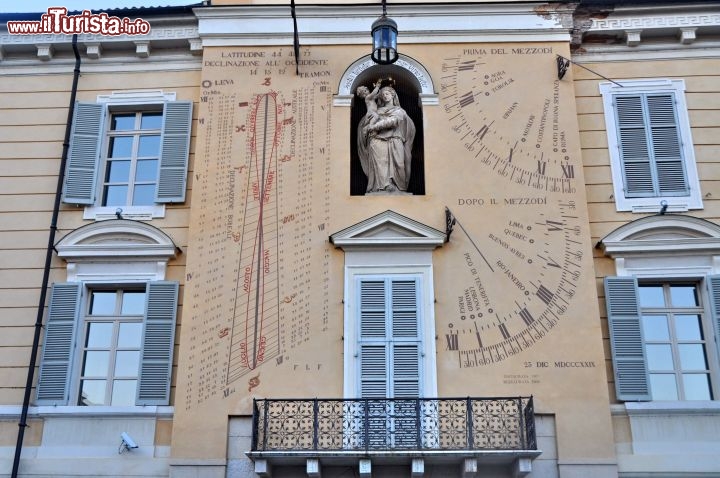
[371,16,398,64]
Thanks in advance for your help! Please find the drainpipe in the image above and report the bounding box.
[12,33,81,478]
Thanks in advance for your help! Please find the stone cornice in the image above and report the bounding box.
[0,15,200,61]
[578,3,720,48]
[196,3,574,46]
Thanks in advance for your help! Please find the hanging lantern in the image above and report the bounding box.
[371,7,398,64]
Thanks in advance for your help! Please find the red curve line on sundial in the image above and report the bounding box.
[229,92,280,379]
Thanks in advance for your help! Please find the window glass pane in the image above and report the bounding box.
[90,292,116,315]
[79,379,106,406]
[132,184,155,206]
[86,322,113,348]
[650,374,678,400]
[111,380,137,406]
[675,315,702,341]
[135,159,158,182]
[678,344,708,370]
[115,351,140,376]
[683,374,712,400]
[670,285,698,307]
[108,136,133,158]
[118,322,143,348]
[111,114,135,131]
[138,135,160,156]
[103,185,128,206]
[106,160,130,182]
[641,315,669,341]
[646,344,674,371]
[121,292,146,315]
[638,286,665,307]
[140,112,162,130]
[82,351,109,376]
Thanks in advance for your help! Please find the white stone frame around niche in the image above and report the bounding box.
[334,55,437,107]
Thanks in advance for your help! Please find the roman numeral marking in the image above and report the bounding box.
[519,308,535,326]
[537,285,554,305]
[477,124,489,140]
[536,160,547,175]
[561,163,575,178]
[446,333,459,351]
[459,91,475,108]
[498,323,511,340]
[458,60,476,71]
[546,219,563,232]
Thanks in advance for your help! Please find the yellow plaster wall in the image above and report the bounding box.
[574,56,720,403]
[172,39,616,463]
[0,66,200,405]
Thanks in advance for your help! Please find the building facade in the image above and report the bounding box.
[0,1,718,477]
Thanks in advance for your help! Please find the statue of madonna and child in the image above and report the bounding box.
[356,79,416,194]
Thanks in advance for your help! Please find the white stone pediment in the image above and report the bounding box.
[56,219,178,260]
[600,215,720,257]
[330,210,445,250]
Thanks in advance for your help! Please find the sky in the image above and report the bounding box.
[0,0,195,13]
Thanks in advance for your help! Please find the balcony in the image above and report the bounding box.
[248,397,540,477]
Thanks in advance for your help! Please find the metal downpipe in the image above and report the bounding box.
[11,33,82,478]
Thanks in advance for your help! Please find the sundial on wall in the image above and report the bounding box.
[439,44,588,367]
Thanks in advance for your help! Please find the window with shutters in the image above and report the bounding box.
[600,216,720,402]
[62,90,193,221]
[37,220,179,407]
[605,277,720,402]
[357,277,423,399]
[599,79,702,213]
[37,281,178,407]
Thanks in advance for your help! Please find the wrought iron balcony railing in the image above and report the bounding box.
[252,396,536,452]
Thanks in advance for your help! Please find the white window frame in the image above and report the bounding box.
[601,215,720,404]
[86,91,175,220]
[38,220,179,408]
[64,89,193,221]
[75,287,147,407]
[344,266,437,399]
[636,281,718,401]
[599,79,702,213]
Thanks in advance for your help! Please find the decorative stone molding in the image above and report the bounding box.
[335,55,437,107]
[196,3,572,47]
[625,29,641,46]
[85,42,102,59]
[599,215,720,278]
[580,7,720,48]
[680,27,697,44]
[590,12,720,32]
[329,210,446,250]
[55,219,178,261]
[134,40,151,58]
[0,23,198,61]
[36,43,53,60]
[188,37,203,55]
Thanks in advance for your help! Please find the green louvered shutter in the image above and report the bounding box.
[359,280,388,398]
[707,276,720,364]
[647,94,688,195]
[62,103,104,205]
[615,93,688,198]
[358,278,422,398]
[604,276,651,401]
[137,281,178,405]
[156,101,193,203]
[391,279,421,398]
[36,283,82,405]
